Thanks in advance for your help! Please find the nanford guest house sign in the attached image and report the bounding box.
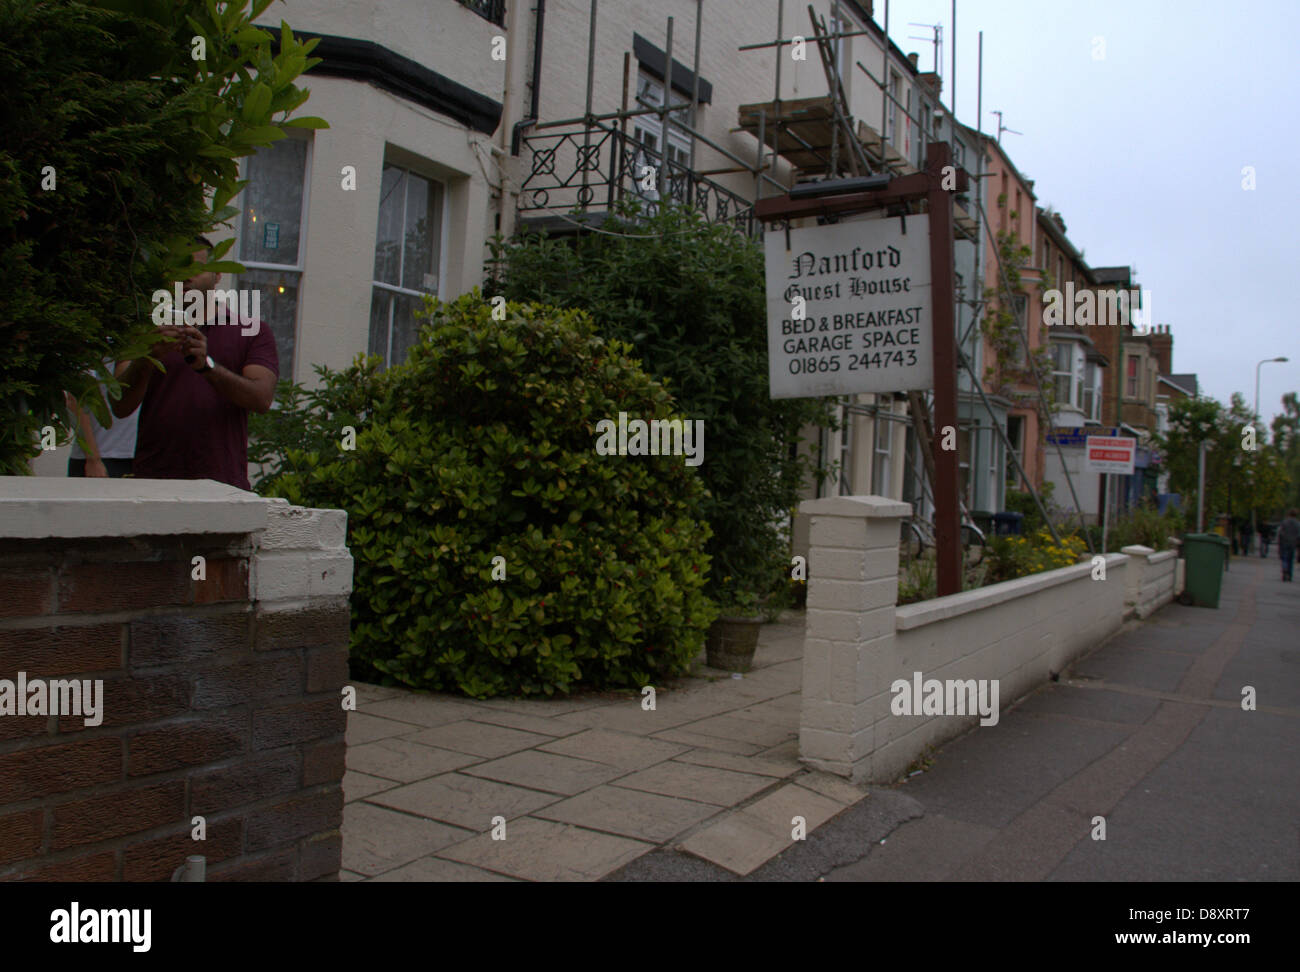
[765,215,933,398]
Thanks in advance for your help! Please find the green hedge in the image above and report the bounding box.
[270,293,716,698]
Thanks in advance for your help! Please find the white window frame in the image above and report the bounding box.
[369,158,446,368]
[1052,342,1074,408]
[871,406,892,496]
[232,131,314,382]
[632,71,691,203]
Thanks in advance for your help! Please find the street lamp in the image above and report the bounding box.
[1251,356,1289,555]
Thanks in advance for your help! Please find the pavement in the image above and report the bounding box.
[339,612,876,881]
[340,553,1298,881]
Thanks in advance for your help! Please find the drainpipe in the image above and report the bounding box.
[510,0,546,155]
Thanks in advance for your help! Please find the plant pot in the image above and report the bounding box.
[706,615,763,672]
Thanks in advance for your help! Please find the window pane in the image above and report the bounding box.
[235,268,298,379]
[368,288,428,369]
[239,138,307,266]
[368,288,393,364]
[373,166,406,286]
[390,293,425,367]
[402,172,440,292]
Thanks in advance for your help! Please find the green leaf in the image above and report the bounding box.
[281,115,329,129]
[241,82,272,121]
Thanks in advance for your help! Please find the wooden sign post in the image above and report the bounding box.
[757,142,964,596]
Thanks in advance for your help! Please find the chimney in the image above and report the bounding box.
[907,52,919,70]
[1148,324,1174,374]
[917,72,942,96]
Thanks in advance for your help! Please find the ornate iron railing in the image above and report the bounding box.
[517,120,758,238]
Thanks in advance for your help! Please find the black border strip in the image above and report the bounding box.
[276,31,504,135]
[632,33,713,105]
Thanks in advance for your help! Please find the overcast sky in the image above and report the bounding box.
[873,0,1298,428]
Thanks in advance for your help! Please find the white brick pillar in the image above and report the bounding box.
[1121,544,1153,618]
[798,495,910,782]
[252,499,354,609]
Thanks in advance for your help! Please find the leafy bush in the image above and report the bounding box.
[249,361,385,493]
[486,203,835,605]
[986,529,1088,583]
[0,0,324,473]
[269,293,716,698]
[1101,503,1186,551]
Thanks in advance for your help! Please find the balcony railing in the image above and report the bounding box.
[460,0,505,27]
[517,120,758,238]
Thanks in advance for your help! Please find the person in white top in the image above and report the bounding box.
[66,368,138,477]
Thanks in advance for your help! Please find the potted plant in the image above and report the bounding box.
[706,581,764,672]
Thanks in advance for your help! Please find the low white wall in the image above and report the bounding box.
[799,494,1150,784]
[1121,544,1179,619]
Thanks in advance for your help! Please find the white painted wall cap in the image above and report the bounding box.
[799,495,913,518]
[0,476,272,539]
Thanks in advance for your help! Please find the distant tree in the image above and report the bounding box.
[1158,392,1287,525]
[1271,392,1300,512]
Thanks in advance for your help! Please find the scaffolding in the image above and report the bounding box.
[510,0,1088,551]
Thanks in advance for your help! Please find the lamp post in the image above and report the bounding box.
[1251,356,1289,555]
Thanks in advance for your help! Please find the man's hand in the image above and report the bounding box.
[85,456,109,478]
[150,323,187,359]
[179,325,209,369]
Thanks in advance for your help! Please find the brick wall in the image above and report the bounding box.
[0,483,352,882]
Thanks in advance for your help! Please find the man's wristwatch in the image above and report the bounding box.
[197,355,216,374]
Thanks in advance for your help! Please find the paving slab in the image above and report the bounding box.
[651,728,766,755]
[679,811,792,876]
[352,683,405,705]
[613,760,774,806]
[404,720,552,758]
[537,728,688,771]
[341,802,474,877]
[346,737,482,782]
[554,701,727,735]
[345,712,412,747]
[461,708,589,738]
[343,770,399,804]
[796,771,871,806]
[680,713,797,748]
[672,748,802,778]
[470,696,616,716]
[462,749,627,795]
[437,816,652,881]
[743,782,844,835]
[367,771,561,830]
[368,856,518,882]
[362,695,494,728]
[534,784,721,842]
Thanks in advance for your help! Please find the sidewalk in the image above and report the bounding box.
[342,554,1296,881]
[816,553,1299,881]
[339,613,872,881]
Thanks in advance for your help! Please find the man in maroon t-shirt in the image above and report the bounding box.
[114,239,278,491]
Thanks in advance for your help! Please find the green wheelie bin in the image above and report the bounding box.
[1179,533,1230,608]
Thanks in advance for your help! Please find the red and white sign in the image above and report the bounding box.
[1085,435,1137,475]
